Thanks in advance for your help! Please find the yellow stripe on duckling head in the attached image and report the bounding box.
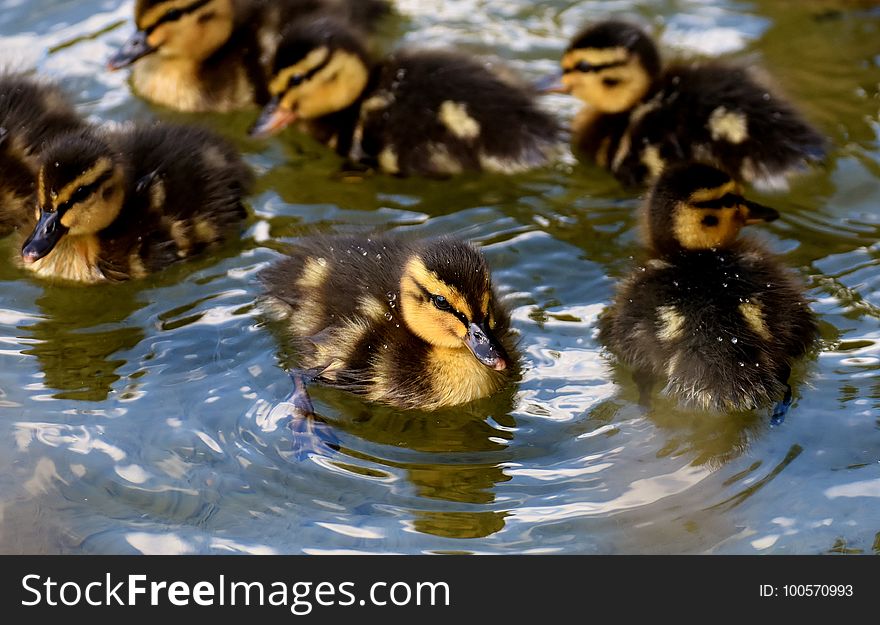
[562,47,630,71]
[51,157,114,209]
[270,47,330,96]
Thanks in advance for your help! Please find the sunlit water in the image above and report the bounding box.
[0,0,877,554]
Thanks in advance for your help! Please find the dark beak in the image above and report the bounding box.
[465,321,508,371]
[249,96,298,139]
[108,30,156,70]
[534,71,569,94]
[22,210,66,264]
[742,199,780,224]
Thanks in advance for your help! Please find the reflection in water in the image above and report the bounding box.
[20,283,146,401]
[591,363,768,469]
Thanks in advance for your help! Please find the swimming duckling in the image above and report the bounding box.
[598,163,818,418]
[0,73,85,236]
[107,0,391,112]
[548,20,825,188]
[249,18,562,176]
[261,235,515,411]
[21,121,253,283]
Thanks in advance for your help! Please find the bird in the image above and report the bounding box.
[597,162,819,421]
[0,72,85,237]
[546,20,826,188]
[260,234,516,412]
[249,17,562,177]
[20,121,254,283]
[107,0,392,112]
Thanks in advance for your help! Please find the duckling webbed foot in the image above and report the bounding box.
[770,383,793,427]
[285,370,340,460]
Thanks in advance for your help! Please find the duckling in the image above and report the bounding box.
[107,0,392,112]
[548,20,825,188]
[0,73,85,237]
[261,235,515,411]
[597,162,818,419]
[20,121,254,283]
[249,18,562,176]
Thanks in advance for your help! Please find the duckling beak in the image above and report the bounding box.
[108,30,157,70]
[249,97,298,139]
[22,210,66,264]
[465,321,508,371]
[742,199,780,225]
[535,71,569,94]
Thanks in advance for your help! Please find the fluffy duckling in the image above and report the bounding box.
[549,20,825,188]
[0,73,85,236]
[261,235,515,411]
[107,0,391,112]
[249,18,561,176]
[598,163,818,418]
[21,122,253,283]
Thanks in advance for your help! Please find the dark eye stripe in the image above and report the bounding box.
[415,282,469,328]
[693,193,744,209]
[285,55,333,91]
[144,0,212,34]
[53,169,114,214]
[563,59,627,74]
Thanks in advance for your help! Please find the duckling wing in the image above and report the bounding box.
[110,123,252,270]
[356,51,562,176]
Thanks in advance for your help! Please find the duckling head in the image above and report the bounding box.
[21,131,126,263]
[108,0,235,69]
[249,18,370,138]
[645,163,780,256]
[554,20,660,113]
[399,241,510,371]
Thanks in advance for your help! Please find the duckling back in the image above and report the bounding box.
[261,235,515,410]
[0,73,83,235]
[356,49,562,176]
[609,63,827,188]
[599,244,817,410]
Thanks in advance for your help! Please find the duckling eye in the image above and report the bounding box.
[574,61,593,73]
[602,77,621,87]
[164,8,183,22]
[701,215,719,227]
[290,74,305,87]
[431,295,452,312]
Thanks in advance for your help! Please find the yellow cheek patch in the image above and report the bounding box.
[52,158,114,209]
[439,101,480,140]
[270,47,330,95]
[562,47,629,71]
[672,204,741,250]
[708,106,748,144]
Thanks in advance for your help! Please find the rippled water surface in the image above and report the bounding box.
[0,0,878,554]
